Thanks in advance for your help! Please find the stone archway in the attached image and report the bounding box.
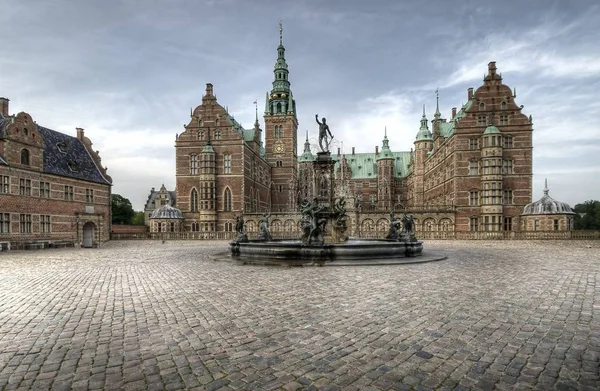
[83,222,96,248]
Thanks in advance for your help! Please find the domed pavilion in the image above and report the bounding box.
[521,180,575,231]
[149,204,184,233]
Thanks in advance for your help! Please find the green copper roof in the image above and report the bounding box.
[202,144,215,153]
[483,124,501,134]
[416,105,433,141]
[377,130,394,161]
[298,131,314,162]
[331,151,411,179]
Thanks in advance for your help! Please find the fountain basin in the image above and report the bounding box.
[229,238,423,263]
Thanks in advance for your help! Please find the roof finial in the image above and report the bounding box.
[384,126,387,137]
[544,178,549,196]
[279,20,283,45]
[305,129,309,141]
[422,104,426,117]
[253,100,258,122]
[434,88,441,118]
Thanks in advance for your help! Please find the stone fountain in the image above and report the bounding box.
[228,115,428,265]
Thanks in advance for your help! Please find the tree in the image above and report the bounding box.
[132,211,145,225]
[111,194,135,225]
[574,200,600,230]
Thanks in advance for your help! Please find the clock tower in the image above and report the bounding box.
[264,22,298,212]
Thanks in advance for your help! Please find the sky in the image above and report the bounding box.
[1,0,599,211]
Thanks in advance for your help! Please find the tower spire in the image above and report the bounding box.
[434,88,441,119]
[544,178,549,196]
[279,20,283,46]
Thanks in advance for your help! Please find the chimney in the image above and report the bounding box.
[76,127,84,140]
[488,61,497,77]
[0,97,9,116]
[337,147,340,156]
[352,147,355,155]
[205,83,214,97]
[375,146,379,155]
[467,88,473,100]
[451,107,457,119]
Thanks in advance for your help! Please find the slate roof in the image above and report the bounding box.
[0,113,111,185]
[36,126,112,185]
[150,204,184,219]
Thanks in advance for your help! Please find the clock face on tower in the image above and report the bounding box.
[274,144,285,154]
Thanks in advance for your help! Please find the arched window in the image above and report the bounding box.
[191,222,199,232]
[215,118,220,126]
[479,102,485,111]
[225,221,233,232]
[190,154,199,175]
[190,188,198,212]
[501,101,507,110]
[276,103,282,113]
[20,149,30,165]
[224,187,232,211]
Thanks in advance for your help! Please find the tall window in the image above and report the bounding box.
[20,149,30,165]
[200,182,215,210]
[504,136,513,148]
[225,221,233,232]
[469,217,479,231]
[191,221,199,232]
[503,190,513,205]
[469,161,479,175]
[86,189,94,203]
[40,181,50,198]
[554,219,559,231]
[0,213,10,233]
[19,214,32,234]
[502,159,513,174]
[469,191,479,206]
[1,176,9,193]
[479,102,485,111]
[276,160,283,167]
[275,125,283,139]
[190,188,198,212]
[40,215,51,233]
[500,114,509,125]
[504,217,513,231]
[214,130,221,140]
[469,138,479,150]
[19,179,31,196]
[223,154,231,174]
[534,220,540,231]
[190,154,199,175]
[64,186,74,200]
[224,188,232,211]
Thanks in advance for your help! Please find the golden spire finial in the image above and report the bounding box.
[279,20,283,45]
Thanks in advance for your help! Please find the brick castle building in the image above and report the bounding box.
[148,28,574,237]
[0,98,112,248]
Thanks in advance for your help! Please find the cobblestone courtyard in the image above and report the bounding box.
[0,240,599,391]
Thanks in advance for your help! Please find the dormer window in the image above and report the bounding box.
[479,102,485,111]
[68,161,79,172]
[20,149,30,165]
[57,141,68,153]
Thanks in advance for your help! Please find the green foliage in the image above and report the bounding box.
[111,194,135,225]
[132,211,145,226]
[574,200,600,230]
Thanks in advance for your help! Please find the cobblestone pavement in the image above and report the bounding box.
[0,240,599,391]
